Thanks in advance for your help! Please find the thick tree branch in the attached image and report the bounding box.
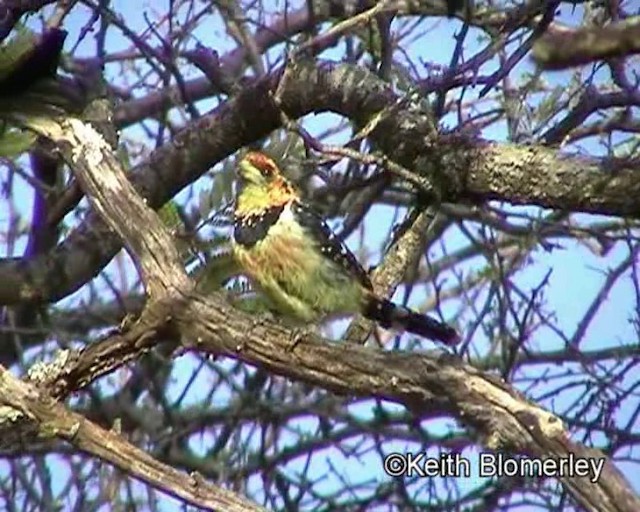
[0,363,265,512]
[0,0,56,42]
[112,1,566,127]
[13,287,640,512]
[533,16,640,70]
[0,3,636,510]
[0,111,259,510]
[0,61,637,310]
[20,117,190,298]
[6,113,639,512]
[180,295,639,512]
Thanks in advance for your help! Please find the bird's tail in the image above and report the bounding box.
[363,296,460,346]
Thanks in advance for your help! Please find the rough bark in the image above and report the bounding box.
[0,61,637,313]
[0,107,637,512]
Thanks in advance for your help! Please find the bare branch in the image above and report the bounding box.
[1,62,638,309]
[0,363,265,512]
[533,16,640,69]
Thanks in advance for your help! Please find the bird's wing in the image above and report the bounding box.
[291,200,373,289]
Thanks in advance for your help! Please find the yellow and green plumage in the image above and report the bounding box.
[232,151,460,345]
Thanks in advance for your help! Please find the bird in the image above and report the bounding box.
[231,151,460,346]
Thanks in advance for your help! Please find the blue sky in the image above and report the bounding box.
[1,1,638,510]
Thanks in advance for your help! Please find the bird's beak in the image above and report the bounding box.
[236,159,250,180]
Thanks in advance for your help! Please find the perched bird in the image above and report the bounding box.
[231,151,460,345]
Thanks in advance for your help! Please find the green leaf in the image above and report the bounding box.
[0,128,36,157]
[159,200,183,230]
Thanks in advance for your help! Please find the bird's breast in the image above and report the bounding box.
[233,205,313,280]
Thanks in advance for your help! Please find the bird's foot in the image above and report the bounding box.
[287,326,312,352]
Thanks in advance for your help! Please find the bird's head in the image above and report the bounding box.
[237,151,281,187]
[235,151,298,213]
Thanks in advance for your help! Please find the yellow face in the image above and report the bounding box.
[235,151,298,214]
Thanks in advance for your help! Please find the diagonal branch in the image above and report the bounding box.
[533,16,640,70]
[17,116,191,299]
[14,285,640,512]
[0,61,638,328]
[5,111,640,512]
[0,109,259,510]
[0,362,266,512]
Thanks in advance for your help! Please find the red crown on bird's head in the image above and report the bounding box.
[244,152,278,177]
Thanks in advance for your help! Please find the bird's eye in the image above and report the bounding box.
[247,152,276,177]
[259,165,273,177]
[258,161,276,177]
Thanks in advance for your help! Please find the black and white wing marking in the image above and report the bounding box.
[233,204,285,248]
[291,200,372,289]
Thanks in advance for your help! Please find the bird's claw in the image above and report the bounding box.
[287,327,310,352]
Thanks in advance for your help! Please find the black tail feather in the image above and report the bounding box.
[364,297,460,346]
